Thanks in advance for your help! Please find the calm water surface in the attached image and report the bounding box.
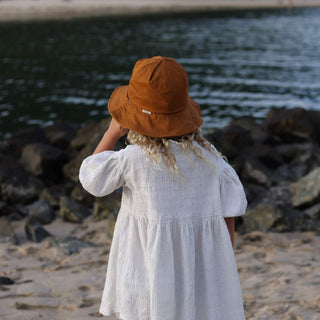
[1,8,320,139]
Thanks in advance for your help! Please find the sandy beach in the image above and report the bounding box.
[0,215,319,320]
[1,0,320,22]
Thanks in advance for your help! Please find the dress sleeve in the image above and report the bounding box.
[78,149,125,197]
[219,158,248,218]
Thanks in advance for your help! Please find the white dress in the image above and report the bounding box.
[79,139,248,320]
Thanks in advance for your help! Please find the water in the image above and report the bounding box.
[1,8,320,140]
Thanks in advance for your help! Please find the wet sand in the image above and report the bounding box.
[0,216,319,319]
[1,0,320,22]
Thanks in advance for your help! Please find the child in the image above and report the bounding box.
[79,56,248,320]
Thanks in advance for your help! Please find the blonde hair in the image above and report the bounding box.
[125,127,228,178]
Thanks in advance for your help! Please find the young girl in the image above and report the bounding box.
[79,56,248,320]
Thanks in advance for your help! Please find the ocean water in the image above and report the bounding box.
[0,7,320,139]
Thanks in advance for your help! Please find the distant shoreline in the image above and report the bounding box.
[1,0,320,23]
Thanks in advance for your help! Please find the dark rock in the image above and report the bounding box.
[25,216,53,242]
[228,116,269,145]
[0,276,15,285]
[21,143,66,183]
[71,184,94,208]
[304,203,320,220]
[3,127,50,158]
[92,190,122,222]
[43,120,80,150]
[39,185,67,209]
[266,107,320,143]
[59,196,91,223]
[241,183,267,205]
[245,144,284,169]
[0,217,19,245]
[205,123,254,160]
[0,166,44,204]
[271,162,309,185]
[70,119,109,151]
[240,202,315,233]
[26,199,56,225]
[49,236,97,255]
[289,167,320,209]
[241,157,272,186]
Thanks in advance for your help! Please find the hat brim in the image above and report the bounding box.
[107,85,203,138]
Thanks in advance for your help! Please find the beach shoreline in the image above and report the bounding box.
[1,0,320,23]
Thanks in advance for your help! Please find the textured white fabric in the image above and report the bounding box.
[79,139,248,320]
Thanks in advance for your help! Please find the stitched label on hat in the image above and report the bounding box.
[142,109,152,114]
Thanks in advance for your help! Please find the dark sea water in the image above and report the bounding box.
[1,8,320,139]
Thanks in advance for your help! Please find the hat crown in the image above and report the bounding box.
[128,56,188,114]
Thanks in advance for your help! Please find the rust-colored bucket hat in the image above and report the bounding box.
[107,56,203,138]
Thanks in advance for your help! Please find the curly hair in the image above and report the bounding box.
[125,127,228,178]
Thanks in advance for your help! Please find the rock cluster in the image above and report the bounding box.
[207,107,320,233]
[1,107,320,245]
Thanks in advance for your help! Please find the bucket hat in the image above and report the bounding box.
[107,56,203,138]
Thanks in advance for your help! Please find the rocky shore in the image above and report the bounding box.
[1,106,320,319]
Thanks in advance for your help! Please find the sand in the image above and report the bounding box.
[1,0,320,22]
[0,216,319,319]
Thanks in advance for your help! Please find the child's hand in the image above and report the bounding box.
[107,118,129,139]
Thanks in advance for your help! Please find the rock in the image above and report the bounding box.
[304,203,320,220]
[289,167,320,209]
[21,143,66,183]
[241,157,272,186]
[70,119,109,151]
[0,166,44,204]
[3,126,50,158]
[241,203,283,233]
[227,116,269,145]
[246,144,284,169]
[25,216,53,242]
[71,184,94,208]
[0,217,19,244]
[92,191,121,222]
[39,185,67,208]
[43,120,80,149]
[206,123,254,160]
[266,107,320,143]
[48,236,97,255]
[271,162,309,185]
[0,276,15,285]
[59,196,91,223]
[26,199,56,225]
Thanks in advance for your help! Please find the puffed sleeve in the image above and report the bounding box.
[219,158,248,217]
[78,149,125,197]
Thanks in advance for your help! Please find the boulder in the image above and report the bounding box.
[25,216,53,242]
[0,166,44,204]
[241,157,272,187]
[21,143,66,183]
[289,167,320,209]
[59,196,91,223]
[92,190,122,222]
[43,120,80,150]
[71,184,94,208]
[266,107,320,143]
[205,123,254,160]
[0,216,19,244]
[26,198,56,225]
[39,185,67,208]
[3,126,50,157]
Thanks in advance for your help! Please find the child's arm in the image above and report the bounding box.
[224,217,234,247]
[93,118,128,154]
